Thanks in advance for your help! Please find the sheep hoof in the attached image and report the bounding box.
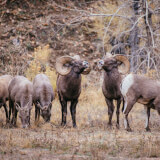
[73,124,77,128]
[146,127,151,132]
[108,123,112,129]
[126,127,132,132]
[61,122,66,127]
[116,124,120,129]
[6,119,10,124]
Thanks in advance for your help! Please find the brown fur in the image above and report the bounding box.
[8,76,33,128]
[33,74,54,122]
[99,57,124,128]
[0,75,13,123]
[57,59,89,127]
[122,74,160,131]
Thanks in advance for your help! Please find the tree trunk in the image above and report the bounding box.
[142,0,154,71]
[129,0,140,72]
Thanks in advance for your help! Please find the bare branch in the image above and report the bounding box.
[102,5,127,54]
[88,13,132,22]
[145,0,155,48]
[119,14,145,35]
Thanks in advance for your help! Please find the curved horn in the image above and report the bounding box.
[114,55,130,74]
[55,56,74,76]
[104,52,113,59]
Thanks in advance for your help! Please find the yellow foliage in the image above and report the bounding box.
[145,69,157,79]
[25,45,57,90]
[137,69,157,79]
[87,1,131,51]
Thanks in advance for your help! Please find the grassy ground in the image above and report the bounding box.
[0,84,160,160]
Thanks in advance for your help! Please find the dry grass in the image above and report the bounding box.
[0,83,160,159]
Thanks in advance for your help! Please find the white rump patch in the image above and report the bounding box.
[120,74,134,97]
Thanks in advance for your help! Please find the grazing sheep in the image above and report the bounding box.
[33,74,54,122]
[98,53,130,128]
[56,55,91,127]
[0,75,13,122]
[121,73,160,131]
[9,76,33,128]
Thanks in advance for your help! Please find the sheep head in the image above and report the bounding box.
[16,102,32,128]
[36,102,52,122]
[98,53,130,74]
[56,55,91,75]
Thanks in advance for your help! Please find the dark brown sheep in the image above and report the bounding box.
[98,53,130,128]
[0,75,13,122]
[56,55,91,127]
[33,74,54,122]
[9,76,33,128]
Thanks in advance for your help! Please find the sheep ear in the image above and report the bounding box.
[48,102,52,109]
[15,103,21,111]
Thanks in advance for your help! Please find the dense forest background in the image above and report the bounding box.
[0,0,160,78]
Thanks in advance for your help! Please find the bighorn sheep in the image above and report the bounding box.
[98,53,130,128]
[56,55,91,127]
[0,75,13,122]
[121,73,160,131]
[9,76,33,128]
[33,74,54,122]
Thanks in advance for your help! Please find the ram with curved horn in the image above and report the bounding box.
[33,74,54,123]
[56,55,91,127]
[98,53,130,128]
[8,76,33,128]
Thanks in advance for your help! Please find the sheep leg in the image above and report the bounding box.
[121,98,125,112]
[11,102,15,125]
[29,110,31,126]
[105,98,114,126]
[70,99,78,128]
[35,105,40,123]
[123,98,136,132]
[60,99,67,126]
[14,109,18,127]
[116,98,121,129]
[3,103,9,123]
[153,97,160,115]
[11,103,18,127]
[35,105,38,122]
[144,106,151,131]
[9,99,13,121]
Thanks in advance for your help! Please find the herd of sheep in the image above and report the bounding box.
[0,53,159,131]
